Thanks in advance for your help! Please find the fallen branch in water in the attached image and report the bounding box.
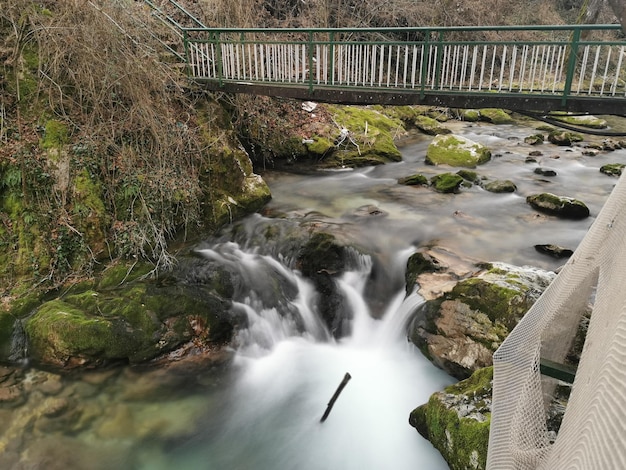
[320,372,352,423]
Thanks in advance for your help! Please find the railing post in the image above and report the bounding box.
[434,30,445,90]
[420,29,432,99]
[329,31,335,85]
[182,29,192,78]
[214,31,224,87]
[563,26,582,107]
[308,30,315,94]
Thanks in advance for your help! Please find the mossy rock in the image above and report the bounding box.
[548,113,608,129]
[524,134,544,145]
[405,251,441,294]
[482,179,516,193]
[410,367,492,470]
[409,262,555,378]
[412,115,451,135]
[459,109,481,122]
[456,169,481,184]
[600,163,625,177]
[24,282,233,368]
[398,173,429,186]
[548,130,584,146]
[526,193,590,219]
[430,173,464,193]
[0,311,17,359]
[478,109,515,125]
[426,134,491,168]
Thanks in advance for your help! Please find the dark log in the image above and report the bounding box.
[320,372,352,423]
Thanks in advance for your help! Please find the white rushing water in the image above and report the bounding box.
[165,244,454,470]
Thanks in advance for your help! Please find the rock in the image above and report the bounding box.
[24,281,234,368]
[412,115,452,135]
[459,109,480,122]
[456,169,481,185]
[547,130,584,146]
[426,134,491,168]
[430,173,465,193]
[409,262,555,379]
[296,232,355,337]
[481,179,516,193]
[398,173,429,186]
[534,167,557,177]
[548,113,608,129]
[526,193,590,219]
[478,108,515,124]
[535,244,574,259]
[410,367,492,470]
[524,134,544,145]
[600,163,625,177]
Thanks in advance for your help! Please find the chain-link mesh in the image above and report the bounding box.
[488,174,626,469]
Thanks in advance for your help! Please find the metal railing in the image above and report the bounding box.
[181,25,626,111]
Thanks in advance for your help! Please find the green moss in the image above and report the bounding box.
[41,120,69,151]
[97,263,153,290]
[456,169,480,184]
[306,136,334,156]
[460,109,481,122]
[426,135,491,168]
[600,163,625,177]
[0,311,17,359]
[448,278,522,326]
[410,370,492,470]
[479,108,515,124]
[399,174,429,186]
[430,173,464,193]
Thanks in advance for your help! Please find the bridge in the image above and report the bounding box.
[177,24,626,116]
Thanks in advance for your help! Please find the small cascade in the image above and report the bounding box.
[8,319,29,366]
[168,238,454,470]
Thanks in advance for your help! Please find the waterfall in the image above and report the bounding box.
[175,242,454,470]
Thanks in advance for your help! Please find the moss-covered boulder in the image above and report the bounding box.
[430,173,465,193]
[548,130,584,146]
[481,179,516,193]
[600,163,625,177]
[526,193,590,219]
[410,367,493,470]
[426,134,491,168]
[398,173,429,186]
[478,109,515,125]
[456,169,481,185]
[24,280,233,368]
[409,262,555,379]
[548,113,608,129]
[458,109,481,122]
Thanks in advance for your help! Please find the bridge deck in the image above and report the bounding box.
[182,25,626,115]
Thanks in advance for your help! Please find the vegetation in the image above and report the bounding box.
[0,1,269,299]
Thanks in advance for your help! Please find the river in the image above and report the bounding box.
[0,118,623,469]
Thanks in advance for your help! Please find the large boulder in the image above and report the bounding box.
[426,134,491,168]
[23,269,234,368]
[409,259,555,379]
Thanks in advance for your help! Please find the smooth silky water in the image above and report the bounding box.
[1,120,623,469]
